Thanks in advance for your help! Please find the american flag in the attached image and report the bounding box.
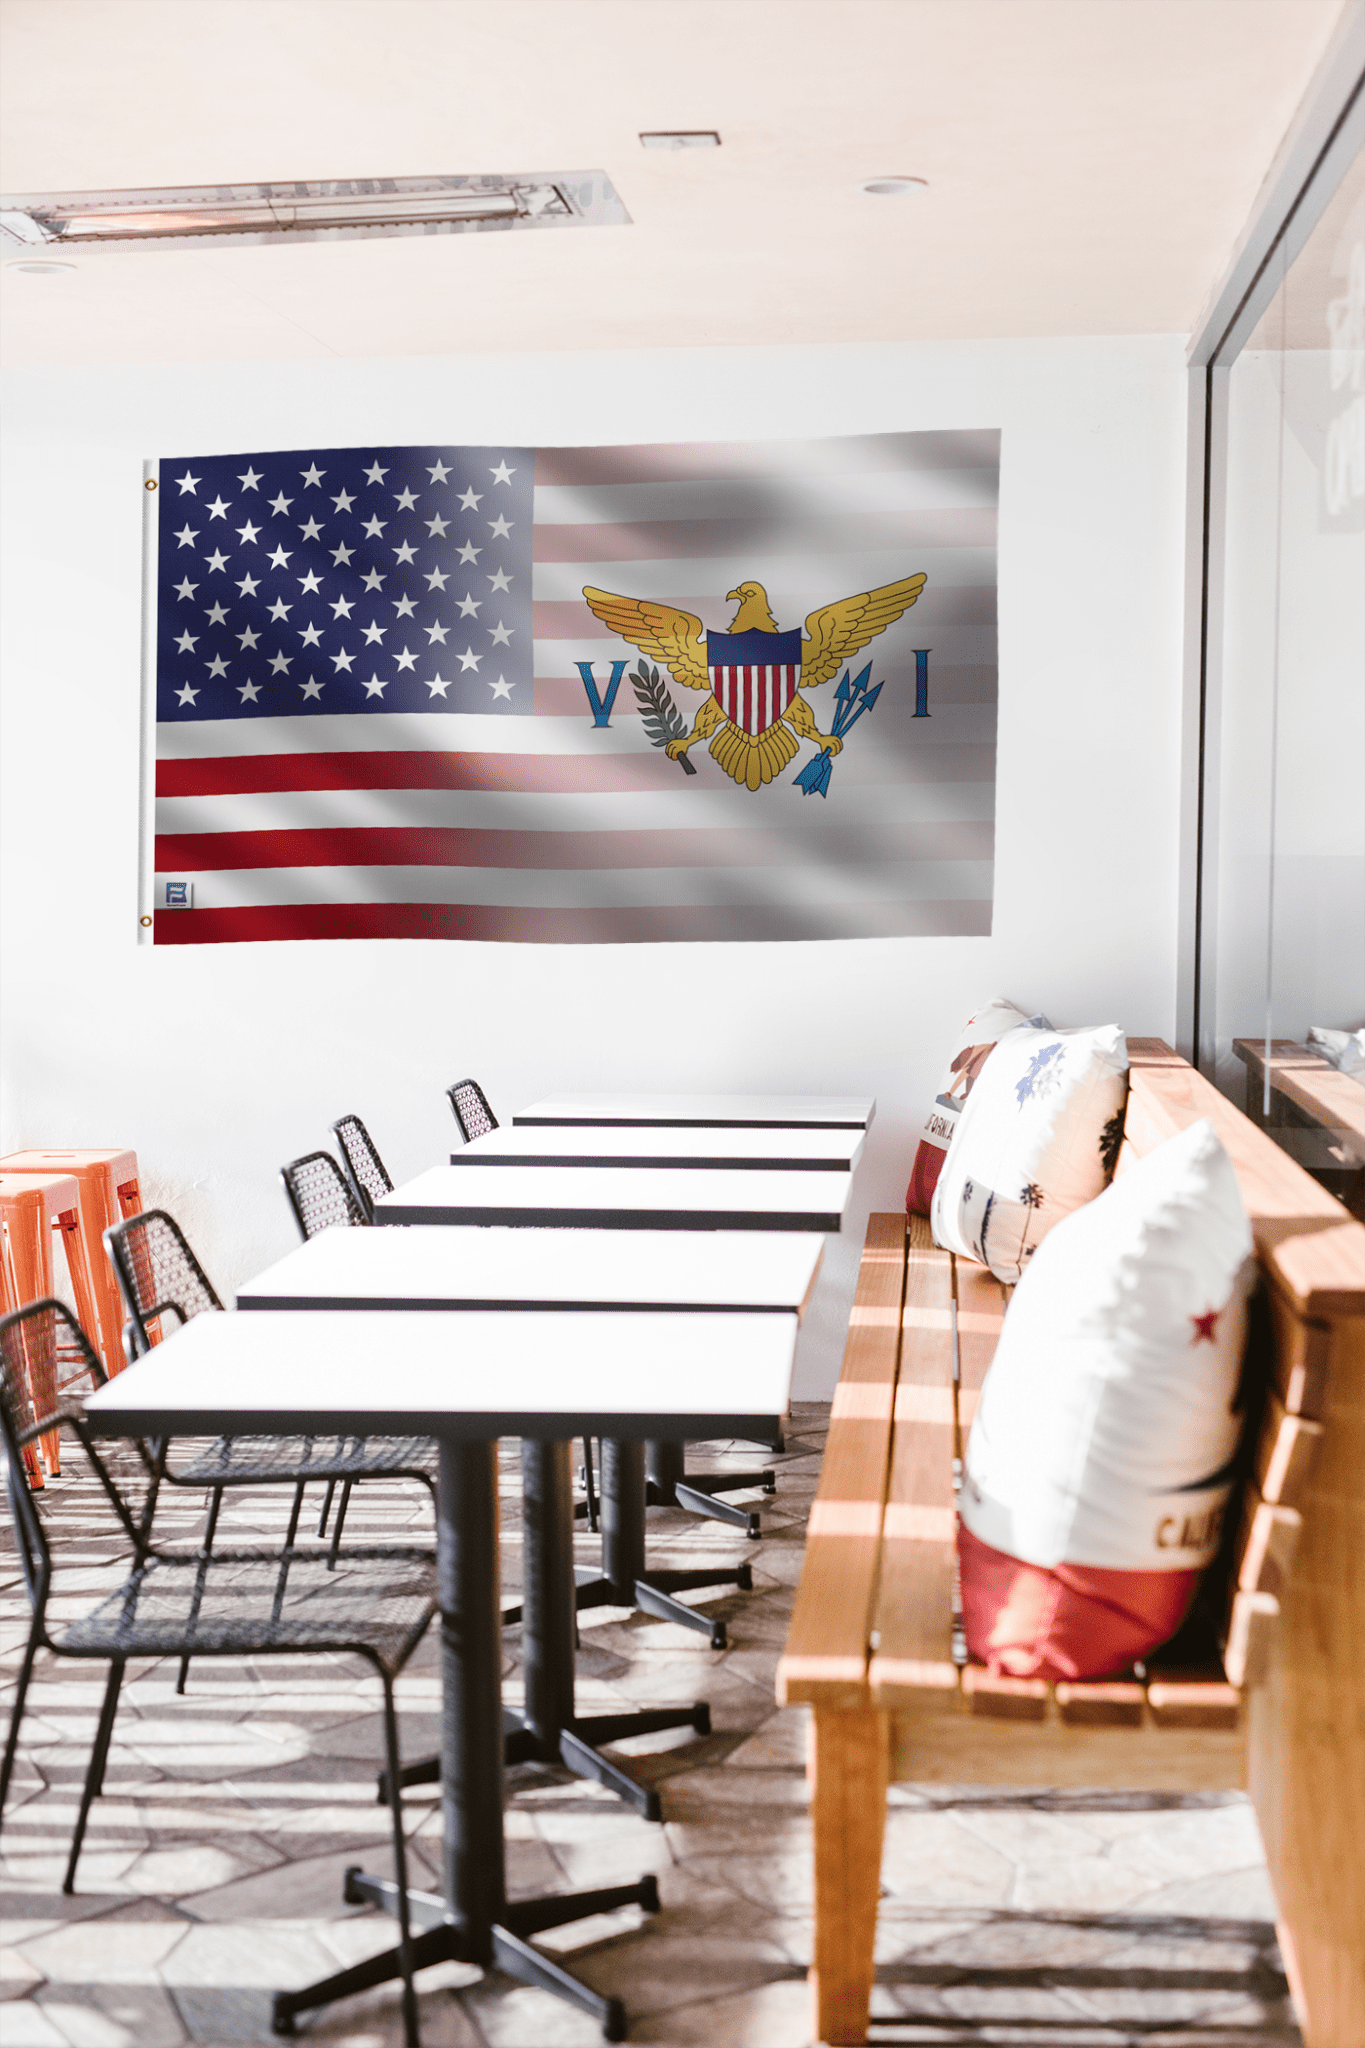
[150,430,998,944]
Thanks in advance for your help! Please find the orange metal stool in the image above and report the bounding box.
[0,1150,143,1377]
[0,1171,104,1476]
[0,1218,45,1489]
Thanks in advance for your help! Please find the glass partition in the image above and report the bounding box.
[1210,142,1364,1214]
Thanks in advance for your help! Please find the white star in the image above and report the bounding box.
[269,651,293,674]
[458,486,481,510]
[174,629,198,653]
[393,540,418,565]
[237,466,263,491]
[331,648,356,672]
[236,520,260,544]
[207,495,229,519]
[362,620,386,643]
[206,654,229,678]
[268,545,292,569]
[300,464,324,487]
[330,542,354,566]
[174,577,198,599]
[299,517,323,541]
[458,593,481,617]
[269,491,293,515]
[206,550,229,572]
[237,625,260,649]
[425,513,450,538]
[458,541,481,564]
[458,646,482,671]
[205,601,229,625]
[488,515,512,539]
[236,572,260,596]
[487,567,512,592]
[268,597,292,621]
[238,678,262,702]
[331,488,355,513]
[362,568,386,590]
[394,487,418,510]
[174,524,198,547]
[427,459,451,484]
[331,594,355,619]
[363,515,387,538]
[425,621,450,644]
[300,622,323,647]
[298,569,323,594]
[426,566,450,590]
[425,672,452,698]
[175,471,201,495]
[394,646,418,672]
[362,672,388,697]
[300,675,324,699]
[393,594,418,618]
[488,674,514,701]
[489,460,515,485]
[175,683,199,705]
[364,461,389,485]
[489,620,513,646]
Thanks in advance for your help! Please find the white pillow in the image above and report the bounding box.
[1308,1025,1365,1082]
[960,1118,1255,1572]
[930,1023,1129,1283]
[905,998,1048,1215]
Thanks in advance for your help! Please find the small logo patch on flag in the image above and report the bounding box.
[159,879,193,909]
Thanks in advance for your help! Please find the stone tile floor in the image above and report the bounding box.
[2,1406,1299,2046]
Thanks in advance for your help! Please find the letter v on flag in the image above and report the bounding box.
[575,660,627,727]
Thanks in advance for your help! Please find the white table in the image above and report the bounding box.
[86,1307,796,2041]
[513,1091,874,1130]
[374,1163,852,1233]
[453,1124,866,1171]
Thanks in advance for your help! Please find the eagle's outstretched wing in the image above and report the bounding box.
[582,587,711,692]
[800,573,928,691]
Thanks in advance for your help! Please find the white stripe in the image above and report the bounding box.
[157,713,661,760]
[155,781,998,836]
[533,469,999,526]
[532,546,995,605]
[154,860,994,912]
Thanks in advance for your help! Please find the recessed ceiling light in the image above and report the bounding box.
[0,173,630,256]
[5,259,76,274]
[859,176,928,196]
[640,132,720,150]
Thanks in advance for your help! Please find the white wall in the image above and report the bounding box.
[0,335,1187,1394]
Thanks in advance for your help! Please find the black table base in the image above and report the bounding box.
[281,1441,660,2044]
[643,1439,776,1538]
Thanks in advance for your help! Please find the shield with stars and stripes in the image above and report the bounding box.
[706,628,803,737]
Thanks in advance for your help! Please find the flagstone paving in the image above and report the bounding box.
[2,1408,1300,2045]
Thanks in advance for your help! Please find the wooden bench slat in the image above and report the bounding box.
[1055,1680,1145,1726]
[1255,1386,1325,1503]
[777,1211,906,1708]
[1234,1491,1302,1600]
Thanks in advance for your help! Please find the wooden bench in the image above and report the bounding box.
[779,1039,1365,2047]
[1235,1036,1365,1219]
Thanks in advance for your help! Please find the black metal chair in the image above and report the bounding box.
[446,1078,498,1143]
[103,1208,437,1691]
[0,1299,431,2047]
[331,1113,394,1224]
[281,1148,367,1235]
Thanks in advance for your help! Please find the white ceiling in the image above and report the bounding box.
[0,0,1348,367]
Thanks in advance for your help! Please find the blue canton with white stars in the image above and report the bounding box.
[157,446,534,719]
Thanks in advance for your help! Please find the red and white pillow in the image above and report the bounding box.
[905,999,1047,1216]
[958,1117,1256,1681]
[930,1023,1129,1284]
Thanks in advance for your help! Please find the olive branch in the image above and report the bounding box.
[631,663,697,774]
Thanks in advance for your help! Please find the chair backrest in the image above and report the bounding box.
[331,1113,393,1222]
[104,1209,224,1357]
[447,1078,499,1144]
[281,1150,367,1239]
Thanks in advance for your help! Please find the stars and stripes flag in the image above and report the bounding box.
[148,430,998,944]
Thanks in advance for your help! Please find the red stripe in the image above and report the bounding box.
[154,821,996,873]
[532,433,1000,488]
[158,750,702,798]
[152,900,995,946]
[533,509,996,563]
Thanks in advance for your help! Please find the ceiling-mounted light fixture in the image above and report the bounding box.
[639,132,721,150]
[5,258,77,275]
[0,172,630,257]
[858,176,928,196]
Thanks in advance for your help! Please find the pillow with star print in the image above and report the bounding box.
[956,1118,1256,1680]
[930,1023,1129,1283]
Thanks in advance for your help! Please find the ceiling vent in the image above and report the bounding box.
[0,172,630,256]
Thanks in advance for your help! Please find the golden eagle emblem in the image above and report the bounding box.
[582,573,927,791]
